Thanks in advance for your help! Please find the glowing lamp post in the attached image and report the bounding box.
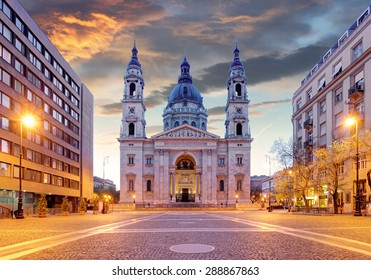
[16,115,36,219]
[345,117,361,216]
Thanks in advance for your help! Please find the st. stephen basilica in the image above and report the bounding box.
[118,42,252,206]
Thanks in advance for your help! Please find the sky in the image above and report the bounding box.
[18,0,369,188]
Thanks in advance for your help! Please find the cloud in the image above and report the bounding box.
[250,99,291,109]
[207,106,225,116]
[96,102,121,116]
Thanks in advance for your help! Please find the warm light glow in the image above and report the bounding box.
[345,117,356,127]
[133,195,136,199]
[235,195,239,198]
[22,115,36,127]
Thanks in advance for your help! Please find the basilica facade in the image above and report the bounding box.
[118,42,253,206]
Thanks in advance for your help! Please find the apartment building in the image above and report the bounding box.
[0,0,93,214]
[292,6,371,213]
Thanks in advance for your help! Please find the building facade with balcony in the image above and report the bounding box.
[0,0,94,213]
[292,6,371,213]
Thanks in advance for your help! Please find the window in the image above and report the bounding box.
[333,61,342,78]
[2,24,12,43]
[146,180,152,192]
[236,84,242,96]
[318,76,326,91]
[320,99,326,114]
[174,121,179,127]
[128,180,134,191]
[15,59,24,74]
[338,162,345,175]
[128,123,135,136]
[26,169,41,182]
[1,45,11,64]
[1,139,10,153]
[27,71,41,88]
[15,37,25,54]
[0,162,11,177]
[237,180,242,191]
[128,157,134,165]
[0,92,10,109]
[306,89,313,101]
[129,83,135,96]
[320,122,326,136]
[53,93,63,107]
[0,115,9,130]
[43,155,51,166]
[1,69,11,86]
[354,71,364,88]
[218,157,225,165]
[219,180,224,192]
[335,113,343,128]
[296,98,302,111]
[236,123,242,136]
[2,2,12,19]
[335,87,343,104]
[297,118,302,130]
[353,41,362,61]
[236,156,243,165]
[145,157,153,165]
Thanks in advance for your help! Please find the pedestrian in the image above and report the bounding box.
[340,202,344,214]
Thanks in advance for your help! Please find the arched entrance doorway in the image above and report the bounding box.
[175,155,196,202]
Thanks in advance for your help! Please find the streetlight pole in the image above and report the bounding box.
[16,115,36,219]
[16,121,24,219]
[354,119,361,216]
[346,117,361,216]
[265,155,272,212]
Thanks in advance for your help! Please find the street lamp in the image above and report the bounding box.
[133,195,136,204]
[346,117,362,216]
[235,194,238,203]
[16,115,36,219]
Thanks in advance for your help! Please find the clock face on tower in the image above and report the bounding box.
[129,107,135,114]
[236,107,242,114]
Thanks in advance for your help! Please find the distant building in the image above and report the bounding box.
[93,176,116,190]
[250,175,268,202]
[118,41,253,206]
[0,0,94,213]
[292,6,371,212]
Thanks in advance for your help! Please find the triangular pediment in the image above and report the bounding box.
[152,124,220,139]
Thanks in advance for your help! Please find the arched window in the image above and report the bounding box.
[146,180,152,192]
[129,83,136,96]
[182,120,188,125]
[128,123,135,136]
[183,87,188,96]
[191,121,196,127]
[237,180,242,191]
[165,122,169,130]
[174,121,179,127]
[201,122,205,130]
[128,180,134,191]
[219,180,225,192]
[236,123,242,136]
[236,84,242,96]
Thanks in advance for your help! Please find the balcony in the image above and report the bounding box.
[304,139,313,149]
[303,118,313,130]
[348,81,364,99]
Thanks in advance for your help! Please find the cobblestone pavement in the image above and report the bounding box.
[1,210,371,260]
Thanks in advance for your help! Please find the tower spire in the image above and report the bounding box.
[128,38,141,67]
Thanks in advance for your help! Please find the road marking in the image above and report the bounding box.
[0,213,166,260]
[206,213,371,257]
[106,228,272,233]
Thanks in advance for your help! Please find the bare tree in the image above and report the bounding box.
[270,138,316,208]
[314,139,352,214]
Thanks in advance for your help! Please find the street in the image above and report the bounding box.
[1,210,371,260]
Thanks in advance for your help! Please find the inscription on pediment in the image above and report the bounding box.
[157,128,214,139]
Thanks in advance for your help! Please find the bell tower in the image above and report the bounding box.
[120,40,146,138]
[225,44,251,139]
